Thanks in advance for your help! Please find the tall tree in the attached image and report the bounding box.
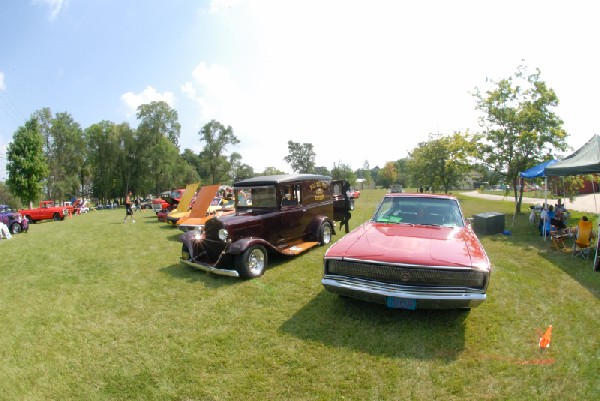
[137,101,182,194]
[361,160,373,188]
[6,117,49,206]
[377,162,398,188]
[86,121,123,203]
[198,120,239,184]
[47,112,85,200]
[283,141,315,173]
[0,181,22,210]
[473,65,568,212]
[314,166,330,176]
[408,132,476,194]
[262,166,285,176]
[331,162,356,184]
[137,101,181,148]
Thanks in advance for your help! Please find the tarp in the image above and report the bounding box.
[544,134,600,176]
[520,159,557,178]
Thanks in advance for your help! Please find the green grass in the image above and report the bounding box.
[1,190,600,400]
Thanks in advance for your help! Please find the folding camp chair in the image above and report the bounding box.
[573,219,594,259]
[550,229,571,253]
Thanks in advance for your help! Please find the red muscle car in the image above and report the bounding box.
[322,193,491,310]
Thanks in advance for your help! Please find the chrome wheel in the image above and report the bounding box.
[235,245,268,279]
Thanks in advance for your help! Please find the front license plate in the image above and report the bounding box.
[386,297,417,310]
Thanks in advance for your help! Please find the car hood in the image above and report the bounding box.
[326,221,489,269]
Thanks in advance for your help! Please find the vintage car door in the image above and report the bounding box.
[276,183,307,244]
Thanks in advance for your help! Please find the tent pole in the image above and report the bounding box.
[543,176,548,240]
[593,178,599,268]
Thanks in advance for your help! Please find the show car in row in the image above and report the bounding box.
[179,174,352,279]
[19,201,70,223]
[322,193,492,309]
[178,177,491,310]
[0,204,28,234]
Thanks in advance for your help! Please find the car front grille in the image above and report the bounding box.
[325,259,487,290]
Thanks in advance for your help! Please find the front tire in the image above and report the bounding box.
[53,213,60,221]
[10,222,21,234]
[235,245,267,279]
[318,221,333,245]
[26,215,35,224]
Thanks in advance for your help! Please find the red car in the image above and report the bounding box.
[322,193,491,310]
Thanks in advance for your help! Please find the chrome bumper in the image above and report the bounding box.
[180,258,240,278]
[322,275,486,309]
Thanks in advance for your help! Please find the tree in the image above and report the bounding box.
[137,101,183,194]
[473,65,568,213]
[331,162,356,184]
[407,132,476,194]
[0,181,22,210]
[86,121,123,203]
[137,101,181,148]
[262,167,285,176]
[377,162,398,188]
[6,117,49,206]
[181,148,207,181]
[360,160,373,189]
[47,112,86,201]
[283,141,315,173]
[314,166,330,176]
[198,120,240,184]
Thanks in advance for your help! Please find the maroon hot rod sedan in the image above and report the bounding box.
[322,193,491,309]
[179,174,352,279]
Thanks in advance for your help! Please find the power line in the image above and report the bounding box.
[0,90,26,127]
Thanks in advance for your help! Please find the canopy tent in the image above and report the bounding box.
[544,134,600,176]
[520,159,558,179]
[518,159,557,233]
[544,134,600,268]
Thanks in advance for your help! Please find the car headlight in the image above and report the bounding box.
[193,226,203,240]
[218,229,228,241]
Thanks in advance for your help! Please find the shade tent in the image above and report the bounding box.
[544,134,600,176]
[543,134,600,269]
[518,159,557,232]
[520,159,558,178]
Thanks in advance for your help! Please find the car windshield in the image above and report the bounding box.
[373,196,464,227]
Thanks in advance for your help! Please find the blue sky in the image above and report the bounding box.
[1,0,600,181]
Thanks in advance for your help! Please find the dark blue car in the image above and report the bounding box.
[0,204,28,234]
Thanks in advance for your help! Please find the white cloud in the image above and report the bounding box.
[33,0,69,20]
[120,86,176,119]
[183,62,250,127]
[0,71,5,91]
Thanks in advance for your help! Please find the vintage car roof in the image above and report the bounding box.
[234,174,331,187]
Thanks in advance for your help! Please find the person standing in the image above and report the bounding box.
[124,191,135,223]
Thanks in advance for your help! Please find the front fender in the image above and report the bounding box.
[228,237,275,255]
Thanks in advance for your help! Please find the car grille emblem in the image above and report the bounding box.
[400,272,411,282]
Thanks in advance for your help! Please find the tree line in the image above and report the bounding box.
[3,65,570,214]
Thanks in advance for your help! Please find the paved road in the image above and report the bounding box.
[460,191,600,214]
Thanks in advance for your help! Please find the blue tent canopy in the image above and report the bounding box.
[520,160,558,178]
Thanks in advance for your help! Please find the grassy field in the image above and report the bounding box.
[1,189,599,400]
